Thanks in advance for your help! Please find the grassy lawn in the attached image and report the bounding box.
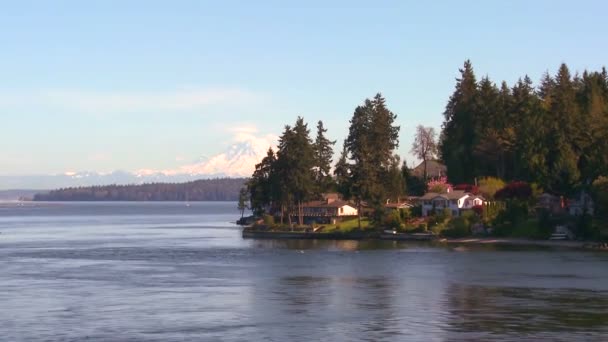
[263,217,371,233]
[317,217,371,233]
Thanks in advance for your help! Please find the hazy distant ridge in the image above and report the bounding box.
[33,178,247,201]
[0,189,47,201]
[0,138,271,190]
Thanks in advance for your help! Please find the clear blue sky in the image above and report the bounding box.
[1,0,607,175]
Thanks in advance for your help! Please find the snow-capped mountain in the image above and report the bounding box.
[0,135,275,190]
[134,132,275,178]
[167,140,269,177]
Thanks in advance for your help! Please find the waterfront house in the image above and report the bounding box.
[536,193,564,214]
[568,191,594,216]
[419,189,485,217]
[293,194,358,224]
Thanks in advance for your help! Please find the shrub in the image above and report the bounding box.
[494,200,529,225]
[530,183,544,199]
[453,183,480,194]
[491,223,511,237]
[372,206,386,225]
[441,216,471,238]
[575,213,596,240]
[537,208,553,237]
[398,208,411,221]
[427,176,452,193]
[263,214,275,226]
[483,201,503,224]
[410,205,422,217]
[493,217,546,239]
[438,208,452,221]
[495,181,532,200]
[478,177,506,199]
[428,208,452,228]
[383,210,402,229]
[592,176,608,217]
[430,223,448,236]
[472,205,484,216]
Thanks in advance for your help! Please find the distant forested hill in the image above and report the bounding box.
[33,178,247,201]
[0,189,47,201]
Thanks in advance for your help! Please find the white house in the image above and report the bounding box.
[568,191,594,216]
[419,190,485,217]
[293,194,358,224]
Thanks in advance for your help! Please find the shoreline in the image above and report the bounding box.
[242,228,604,250]
[241,229,379,240]
[442,237,587,249]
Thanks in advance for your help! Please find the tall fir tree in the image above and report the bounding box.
[512,75,547,183]
[384,155,405,202]
[247,148,277,216]
[370,93,400,172]
[577,70,608,183]
[472,76,501,178]
[312,120,336,195]
[545,64,581,194]
[440,60,479,183]
[276,117,315,226]
[345,101,375,228]
[345,94,400,227]
[334,143,352,200]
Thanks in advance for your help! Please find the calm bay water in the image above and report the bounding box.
[1,202,607,341]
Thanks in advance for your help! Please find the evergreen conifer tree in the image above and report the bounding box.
[312,120,336,195]
[440,60,479,183]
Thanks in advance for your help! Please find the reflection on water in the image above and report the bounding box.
[445,283,608,338]
[1,202,607,341]
[251,238,448,251]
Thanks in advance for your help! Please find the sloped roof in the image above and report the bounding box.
[385,202,413,209]
[302,199,353,208]
[420,192,444,200]
[411,160,447,178]
[420,190,469,201]
[446,190,468,199]
[466,194,485,200]
[322,193,340,201]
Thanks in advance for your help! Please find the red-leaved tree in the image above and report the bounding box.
[495,181,532,200]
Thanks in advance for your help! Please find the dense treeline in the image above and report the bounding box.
[441,60,608,195]
[246,61,608,238]
[33,178,246,201]
[338,93,401,225]
[248,94,402,227]
[248,118,337,225]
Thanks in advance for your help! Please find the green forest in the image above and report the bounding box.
[441,60,608,195]
[247,61,608,238]
[247,94,403,227]
[34,60,608,238]
[33,178,246,201]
